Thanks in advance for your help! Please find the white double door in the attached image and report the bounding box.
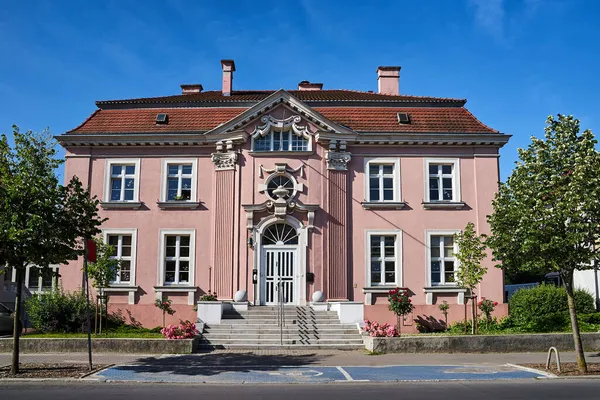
[261,246,299,305]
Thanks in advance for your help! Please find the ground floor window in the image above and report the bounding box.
[159,229,196,286]
[366,230,402,286]
[428,232,458,285]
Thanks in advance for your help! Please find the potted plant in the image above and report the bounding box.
[197,291,223,324]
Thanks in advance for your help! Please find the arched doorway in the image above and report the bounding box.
[256,218,306,305]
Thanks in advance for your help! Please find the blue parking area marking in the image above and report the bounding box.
[95,365,347,383]
[92,364,546,383]
[344,365,544,381]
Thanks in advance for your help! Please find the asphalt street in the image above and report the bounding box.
[2,381,600,400]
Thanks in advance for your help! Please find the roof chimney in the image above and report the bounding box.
[180,84,203,94]
[376,66,401,95]
[298,80,323,91]
[221,59,236,96]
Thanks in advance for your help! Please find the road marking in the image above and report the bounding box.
[335,366,369,382]
[505,363,556,379]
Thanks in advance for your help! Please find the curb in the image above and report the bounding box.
[505,363,557,379]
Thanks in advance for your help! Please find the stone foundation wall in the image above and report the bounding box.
[0,337,199,354]
[365,333,600,353]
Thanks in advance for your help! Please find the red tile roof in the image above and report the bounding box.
[68,106,497,134]
[96,90,466,106]
[69,108,246,133]
[315,107,498,133]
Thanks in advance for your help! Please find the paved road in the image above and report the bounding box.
[2,381,600,400]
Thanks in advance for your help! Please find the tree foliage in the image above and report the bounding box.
[87,238,120,290]
[454,222,488,291]
[487,114,600,372]
[0,126,105,374]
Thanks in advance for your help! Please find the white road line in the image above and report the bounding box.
[336,366,354,381]
[505,363,557,379]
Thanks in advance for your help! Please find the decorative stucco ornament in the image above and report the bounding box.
[325,151,352,171]
[252,115,311,139]
[211,151,238,171]
[234,290,248,302]
[312,291,326,303]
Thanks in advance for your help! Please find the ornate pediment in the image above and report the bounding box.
[251,115,311,139]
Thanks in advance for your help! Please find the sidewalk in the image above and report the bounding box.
[2,350,600,367]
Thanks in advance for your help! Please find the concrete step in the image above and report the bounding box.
[215,319,347,325]
[198,338,364,345]
[204,328,360,334]
[196,343,364,350]
[222,313,339,319]
[202,333,362,340]
[205,323,359,329]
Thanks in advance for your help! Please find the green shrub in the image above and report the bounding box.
[579,313,600,325]
[508,284,595,332]
[25,290,88,333]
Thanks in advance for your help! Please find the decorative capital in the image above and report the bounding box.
[211,151,238,171]
[325,151,352,171]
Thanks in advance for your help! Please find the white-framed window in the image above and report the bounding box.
[27,266,59,292]
[365,158,400,202]
[160,159,198,202]
[426,230,460,286]
[104,159,141,202]
[104,229,137,285]
[365,230,402,287]
[3,265,59,292]
[424,158,461,202]
[252,131,310,152]
[158,229,195,286]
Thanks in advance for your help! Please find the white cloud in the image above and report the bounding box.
[468,0,506,40]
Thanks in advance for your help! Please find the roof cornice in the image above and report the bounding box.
[55,132,246,147]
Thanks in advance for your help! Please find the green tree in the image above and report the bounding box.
[487,115,600,373]
[454,222,488,335]
[0,126,104,374]
[87,238,120,334]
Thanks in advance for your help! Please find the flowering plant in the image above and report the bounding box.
[161,320,198,339]
[477,298,498,328]
[199,291,218,301]
[363,320,397,337]
[155,298,176,327]
[387,287,414,336]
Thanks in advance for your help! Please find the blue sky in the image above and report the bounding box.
[0,0,598,181]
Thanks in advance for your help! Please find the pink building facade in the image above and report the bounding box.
[57,60,510,331]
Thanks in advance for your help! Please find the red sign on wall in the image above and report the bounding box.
[86,239,97,263]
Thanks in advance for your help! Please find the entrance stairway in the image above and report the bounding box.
[197,306,364,350]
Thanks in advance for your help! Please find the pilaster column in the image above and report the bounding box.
[326,141,351,300]
[211,141,238,299]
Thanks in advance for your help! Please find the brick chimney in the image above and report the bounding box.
[180,84,203,94]
[298,80,323,91]
[377,66,401,95]
[221,59,236,96]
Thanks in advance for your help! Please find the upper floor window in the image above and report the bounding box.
[104,159,141,203]
[366,230,402,287]
[253,131,309,152]
[365,158,400,202]
[424,159,460,202]
[160,159,198,202]
[427,232,459,286]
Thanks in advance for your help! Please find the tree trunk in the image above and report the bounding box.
[471,294,477,335]
[10,268,24,375]
[397,315,402,337]
[564,271,587,373]
[464,300,468,334]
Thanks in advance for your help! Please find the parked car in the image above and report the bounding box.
[0,302,19,335]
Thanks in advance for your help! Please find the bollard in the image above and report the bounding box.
[546,347,561,373]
